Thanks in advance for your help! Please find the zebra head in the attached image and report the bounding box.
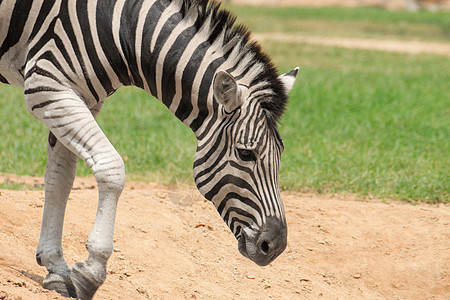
[193,67,298,266]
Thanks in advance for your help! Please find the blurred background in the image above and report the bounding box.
[1,1,449,202]
[226,0,450,11]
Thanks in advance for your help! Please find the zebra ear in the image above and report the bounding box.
[213,70,243,113]
[278,67,299,94]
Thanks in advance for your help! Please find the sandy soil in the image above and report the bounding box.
[254,33,450,57]
[0,175,448,299]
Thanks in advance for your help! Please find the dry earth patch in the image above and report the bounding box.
[0,176,448,299]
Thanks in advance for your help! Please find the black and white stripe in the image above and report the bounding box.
[1,0,298,297]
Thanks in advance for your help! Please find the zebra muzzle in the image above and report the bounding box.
[237,217,287,267]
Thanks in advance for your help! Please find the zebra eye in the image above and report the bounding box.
[236,148,256,162]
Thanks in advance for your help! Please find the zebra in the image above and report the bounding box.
[0,0,298,298]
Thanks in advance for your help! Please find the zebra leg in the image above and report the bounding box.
[26,94,125,300]
[36,132,78,298]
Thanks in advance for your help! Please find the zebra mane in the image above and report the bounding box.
[182,0,288,125]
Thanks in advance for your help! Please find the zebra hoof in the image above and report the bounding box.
[43,272,77,298]
[70,261,105,300]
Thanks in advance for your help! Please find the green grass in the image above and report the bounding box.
[267,43,449,202]
[0,85,196,184]
[0,86,47,176]
[93,88,196,184]
[224,5,450,42]
[1,6,449,202]
[0,178,44,190]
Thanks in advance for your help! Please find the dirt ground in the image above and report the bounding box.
[254,33,450,57]
[0,175,448,299]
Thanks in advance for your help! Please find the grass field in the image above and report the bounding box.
[224,5,450,42]
[0,6,448,202]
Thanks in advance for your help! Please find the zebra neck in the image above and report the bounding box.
[132,0,229,137]
[128,0,274,138]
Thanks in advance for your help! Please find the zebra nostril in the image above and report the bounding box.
[260,240,270,255]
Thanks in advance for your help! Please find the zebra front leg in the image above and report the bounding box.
[70,178,123,299]
[26,92,125,299]
[36,133,78,298]
[70,144,125,300]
